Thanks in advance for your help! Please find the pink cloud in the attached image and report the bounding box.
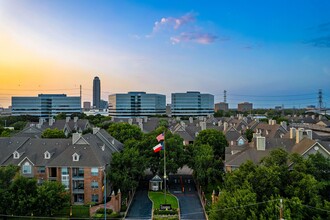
[153,12,195,32]
[170,32,218,45]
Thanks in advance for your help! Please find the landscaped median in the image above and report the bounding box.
[148,191,180,220]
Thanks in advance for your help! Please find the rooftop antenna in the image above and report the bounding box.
[318,89,323,112]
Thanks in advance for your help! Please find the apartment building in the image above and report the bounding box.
[0,128,122,204]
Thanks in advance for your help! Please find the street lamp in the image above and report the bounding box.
[103,164,108,220]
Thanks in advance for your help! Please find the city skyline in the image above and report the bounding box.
[1,0,330,108]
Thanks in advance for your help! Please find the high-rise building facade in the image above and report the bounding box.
[108,92,166,117]
[237,102,253,112]
[215,102,229,112]
[12,94,81,118]
[171,91,214,116]
[93,76,101,109]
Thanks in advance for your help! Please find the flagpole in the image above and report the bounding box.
[163,132,166,204]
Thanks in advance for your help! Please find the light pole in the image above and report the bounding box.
[103,164,108,220]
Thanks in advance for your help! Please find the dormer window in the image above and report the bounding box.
[13,151,20,159]
[44,151,51,159]
[72,153,80,162]
[238,138,244,146]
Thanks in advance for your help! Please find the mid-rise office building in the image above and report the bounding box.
[93,76,101,109]
[238,102,253,112]
[215,102,229,112]
[171,91,214,116]
[12,94,81,118]
[108,92,166,117]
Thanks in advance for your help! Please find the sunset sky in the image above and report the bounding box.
[1,0,330,108]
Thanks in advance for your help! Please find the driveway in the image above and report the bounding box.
[169,175,206,220]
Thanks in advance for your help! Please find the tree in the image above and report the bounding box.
[244,128,254,143]
[0,165,19,214]
[109,147,147,193]
[41,128,66,138]
[194,129,228,159]
[34,181,70,216]
[107,123,143,144]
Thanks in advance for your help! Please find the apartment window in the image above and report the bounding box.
[238,138,244,146]
[92,194,99,203]
[62,167,69,175]
[91,167,98,176]
[22,162,32,174]
[13,151,20,159]
[37,166,45,173]
[91,181,99,189]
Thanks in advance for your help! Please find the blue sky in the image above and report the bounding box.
[0,0,330,108]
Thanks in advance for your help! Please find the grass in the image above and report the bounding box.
[148,191,179,210]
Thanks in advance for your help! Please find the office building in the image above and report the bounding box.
[83,101,91,110]
[12,94,81,118]
[108,92,166,117]
[93,76,101,109]
[171,91,214,116]
[215,102,229,112]
[238,102,253,112]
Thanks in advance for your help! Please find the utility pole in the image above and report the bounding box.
[318,89,323,113]
[224,90,227,103]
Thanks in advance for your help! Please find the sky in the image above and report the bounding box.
[0,0,330,108]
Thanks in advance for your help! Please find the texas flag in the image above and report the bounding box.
[156,133,165,142]
[153,143,163,153]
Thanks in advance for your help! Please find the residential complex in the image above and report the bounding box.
[11,94,81,118]
[108,92,166,117]
[171,91,214,116]
[0,128,123,205]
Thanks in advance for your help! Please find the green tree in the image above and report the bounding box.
[245,128,254,142]
[34,181,70,216]
[0,165,19,214]
[107,122,143,144]
[41,128,66,138]
[194,129,228,159]
[109,147,147,193]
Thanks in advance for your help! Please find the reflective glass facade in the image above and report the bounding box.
[108,92,166,117]
[12,94,81,118]
[171,91,214,116]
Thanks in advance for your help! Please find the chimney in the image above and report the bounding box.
[223,122,228,132]
[268,119,272,125]
[256,136,266,151]
[319,115,322,120]
[200,121,206,131]
[296,128,304,143]
[180,121,186,127]
[238,114,243,120]
[305,130,313,140]
[138,122,143,131]
[93,127,100,134]
[280,121,287,130]
[253,133,261,138]
[74,117,78,123]
[72,133,81,144]
[189,117,193,124]
[49,118,54,126]
[311,115,315,120]
[218,120,222,126]
[243,117,248,123]
[290,127,296,139]
[128,118,133,125]
[272,120,276,125]
[66,117,70,123]
[144,117,148,123]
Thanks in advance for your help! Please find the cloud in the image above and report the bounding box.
[317,22,330,32]
[170,32,217,45]
[304,35,330,48]
[153,12,196,33]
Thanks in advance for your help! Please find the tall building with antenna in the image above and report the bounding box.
[93,76,101,109]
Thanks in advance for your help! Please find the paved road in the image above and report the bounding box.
[169,175,206,220]
[125,188,152,220]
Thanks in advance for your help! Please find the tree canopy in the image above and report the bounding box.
[41,128,66,138]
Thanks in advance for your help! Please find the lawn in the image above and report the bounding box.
[149,191,178,210]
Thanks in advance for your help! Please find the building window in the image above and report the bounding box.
[238,138,244,146]
[91,181,99,189]
[91,167,98,176]
[22,162,32,174]
[37,166,45,173]
[13,151,20,159]
[72,153,80,161]
[62,167,69,175]
[92,194,99,203]
[44,151,51,159]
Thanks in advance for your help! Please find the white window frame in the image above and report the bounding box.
[91,181,99,189]
[91,167,98,176]
[13,151,20,159]
[44,151,51,159]
[72,153,80,162]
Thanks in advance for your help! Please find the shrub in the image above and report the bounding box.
[96,208,113,214]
